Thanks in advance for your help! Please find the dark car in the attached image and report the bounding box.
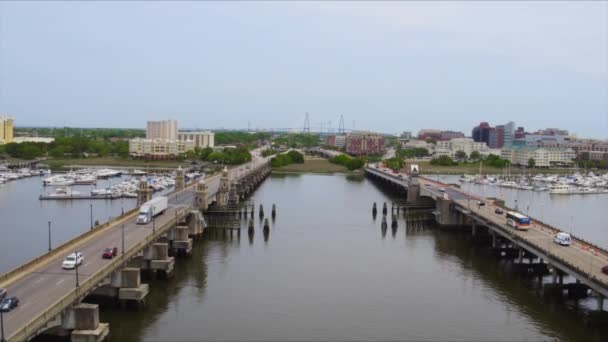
[102,247,118,259]
[494,208,504,215]
[477,201,485,207]
[0,296,19,312]
[0,288,6,300]
[602,265,608,275]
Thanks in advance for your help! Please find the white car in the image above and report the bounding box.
[62,252,84,269]
[554,232,572,246]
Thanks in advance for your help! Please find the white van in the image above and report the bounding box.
[554,232,572,246]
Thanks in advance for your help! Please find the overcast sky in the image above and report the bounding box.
[0,1,607,138]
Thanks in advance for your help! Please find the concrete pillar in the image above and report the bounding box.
[407,180,420,203]
[518,249,524,263]
[598,294,604,311]
[229,181,240,205]
[175,166,185,191]
[195,180,209,211]
[372,202,377,216]
[381,215,388,229]
[491,233,497,248]
[143,243,174,278]
[472,222,477,236]
[136,178,152,206]
[107,268,149,308]
[217,167,230,207]
[62,304,109,342]
[382,202,387,216]
[171,226,193,255]
[391,214,398,228]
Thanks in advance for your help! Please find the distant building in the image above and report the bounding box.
[0,115,14,144]
[345,131,385,156]
[472,122,492,146]
[535,128,569,136]
[435,138,490,158]
[439,131,465,141]
[325,135,346,148]
[401,139,435,154]
[129,138,194,159]
[501,146,575,168]
[400,131,412,140]
[503,121,516,147]
[146,120,178,140]
[12,137,55,144]
[417,129,442,141]
[177,131,215,149]
[514,134,571,148]
[514,126,526,139]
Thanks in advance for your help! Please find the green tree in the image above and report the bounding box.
[455,150,467,160]
[470,151,481,160]
[430,155,457,166]
[528,157,536,168]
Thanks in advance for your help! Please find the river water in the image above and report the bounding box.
[2,173,608,341]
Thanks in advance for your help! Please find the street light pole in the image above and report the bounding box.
[48,221,52,251]
[90,203,93,229]
[75,251,80,288]
[1,310,6,342]
[122,223,125,255]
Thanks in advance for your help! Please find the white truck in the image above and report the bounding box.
[136,196,168,224]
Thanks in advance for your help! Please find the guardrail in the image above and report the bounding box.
[8,206,191,342]
[0,207,140,289]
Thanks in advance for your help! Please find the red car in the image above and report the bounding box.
[602,265,608,275]
[102,247,118,259]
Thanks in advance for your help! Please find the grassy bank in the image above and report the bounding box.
[45,157,188,170]
[274,157,349,174]
[415,161,579,175]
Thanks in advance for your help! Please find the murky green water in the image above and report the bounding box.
[90,173,607,342]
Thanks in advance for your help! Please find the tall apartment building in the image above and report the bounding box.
[472,122,492,146]
[177,131,215,148]
[503,121,516,147]
[345,131,385,156]
[473,121,519,148]
[0,115,14,144]
[146,120,178,140]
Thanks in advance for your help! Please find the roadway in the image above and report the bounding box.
[1,153,270,341]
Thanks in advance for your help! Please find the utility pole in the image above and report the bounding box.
[48,221,52,251]
[122,223,125,255]
[75,251,80,288]
[90,204,93,229]
[1,310,6,342]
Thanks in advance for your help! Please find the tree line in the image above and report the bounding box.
[270,150,305,167]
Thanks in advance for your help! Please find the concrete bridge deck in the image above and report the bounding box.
[0,156,270,342]
[364,164,608,300]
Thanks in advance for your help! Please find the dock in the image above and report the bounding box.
[39,194,131,200]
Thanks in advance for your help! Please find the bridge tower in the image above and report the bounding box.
[217,167,231,207]
[406,163,420,203]
[137,178,152,206]
[175,166,185,191]
[195,179,209,211]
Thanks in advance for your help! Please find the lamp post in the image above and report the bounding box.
[122,223,125,255]
[153,214,156,233]
[1,310,6,342]
[48,221,52,251]
[75,251,80,288]
[90,203,93,229]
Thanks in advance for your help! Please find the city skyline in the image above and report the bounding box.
[0,1,607,138]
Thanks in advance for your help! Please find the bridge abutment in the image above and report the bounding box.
[62,303,109,342]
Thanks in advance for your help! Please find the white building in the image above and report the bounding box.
[12,137,55,144]
[401,139,435,153]
[501,146,575,167]
[177,131,215,149]
[129,138,194,159]
[435,138,488,158]
[146,120,178,140]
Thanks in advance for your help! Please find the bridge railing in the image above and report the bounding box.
[8,206,191,342]
[0,207,140,289]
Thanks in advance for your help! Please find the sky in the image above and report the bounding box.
[0,1,607,138]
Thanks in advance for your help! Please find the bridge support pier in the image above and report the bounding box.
[62,304,109,342]
[143,243,175,278]
[598,294,605,311]
[169,225,193,256]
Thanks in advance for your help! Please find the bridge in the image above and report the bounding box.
[0,155,272,342]
[365,164,608,309]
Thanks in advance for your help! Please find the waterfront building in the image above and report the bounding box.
[501,145,575,167]
[417,129,442,141]
[435,138,489,158]
[472,122,492,146]
[146,120,178,140]
[345,131,385,155]
[439,131,465,141]
[129,138,194,159]
[177,131,215,148]
[0,115,14,144]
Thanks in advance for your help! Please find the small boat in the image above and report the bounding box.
[47,187,81,198]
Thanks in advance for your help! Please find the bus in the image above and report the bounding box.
[506,211,531,231]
